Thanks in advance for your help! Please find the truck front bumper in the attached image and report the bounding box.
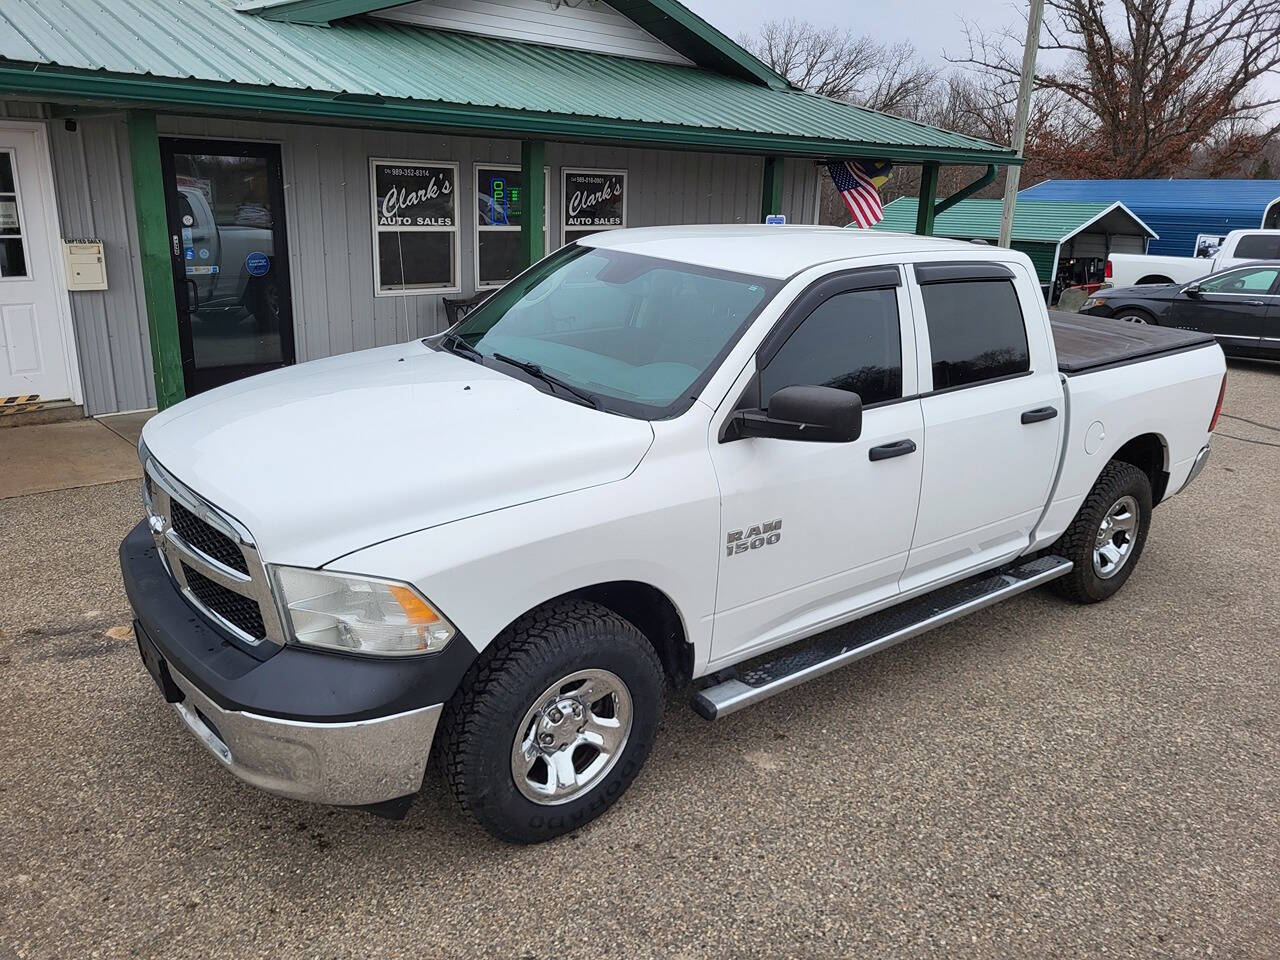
[120,521,475,809]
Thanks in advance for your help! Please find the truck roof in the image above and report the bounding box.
[580,224,991,279]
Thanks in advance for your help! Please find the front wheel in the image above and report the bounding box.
[438,600,665,843]
[1114,308,1156,325]
[1051,461,1153,603]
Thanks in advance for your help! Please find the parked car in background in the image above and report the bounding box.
[1106,229,1280,287]
[1082,262,1280,359]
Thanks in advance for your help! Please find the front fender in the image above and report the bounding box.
[329,443,722,672]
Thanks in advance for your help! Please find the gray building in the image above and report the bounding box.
[0,0,1018,416]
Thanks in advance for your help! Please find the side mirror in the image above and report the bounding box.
[727,385,862,443]
[1184,282,1203,298]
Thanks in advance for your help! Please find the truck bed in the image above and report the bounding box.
[1050,311,1217,375]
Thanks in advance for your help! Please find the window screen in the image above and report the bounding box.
[760,287,902,407]
[1231,234,1280,260]
[920,279,1029,390]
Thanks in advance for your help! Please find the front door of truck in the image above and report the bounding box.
[159,138,296,396]
[708,268,924,666]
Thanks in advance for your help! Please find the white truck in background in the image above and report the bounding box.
[1106,228,1280,287]
[122,226,1227,843]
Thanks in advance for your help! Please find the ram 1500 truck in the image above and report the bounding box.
[121,226,1226,843]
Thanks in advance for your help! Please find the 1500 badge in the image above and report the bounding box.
[726,519,782,556]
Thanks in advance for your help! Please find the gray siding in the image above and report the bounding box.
[48,115,155,413]
[44,112,821,413]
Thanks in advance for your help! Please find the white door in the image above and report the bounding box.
[0,125,72,402]
[900,261,1063,592]
[709,269,924,666]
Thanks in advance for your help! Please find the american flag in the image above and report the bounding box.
[827,160,886,228]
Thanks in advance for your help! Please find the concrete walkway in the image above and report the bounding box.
[0,411,153,499]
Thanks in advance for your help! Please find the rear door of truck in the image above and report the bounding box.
[900,260,1065,592]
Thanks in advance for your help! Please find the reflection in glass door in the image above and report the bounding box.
[160,139,295,395]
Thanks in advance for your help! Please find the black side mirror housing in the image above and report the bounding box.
[728,385,863,443]
[1184,282,1203,298]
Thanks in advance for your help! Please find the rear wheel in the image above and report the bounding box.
[439,600,665,843]
[1051,461,1153,603]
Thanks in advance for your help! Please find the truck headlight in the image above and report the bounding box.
[272,567,455,656]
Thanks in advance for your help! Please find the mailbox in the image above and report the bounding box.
[62,239,108,291]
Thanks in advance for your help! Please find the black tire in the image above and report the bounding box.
[1051,461,1153,603]
[438,599,665,844]
[1113,307,1158,325]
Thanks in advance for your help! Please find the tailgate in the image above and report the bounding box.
[1051,311,1216,375]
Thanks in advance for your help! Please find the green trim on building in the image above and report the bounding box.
[520,140,546,270]
[761,156,783,221]
[915,163,939,236]
[605,0,792,89]
[125,111,184,410]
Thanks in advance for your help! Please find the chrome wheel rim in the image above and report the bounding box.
[1117,313,1148,324]
[511,668,633,805]
[1093,495,1139,579]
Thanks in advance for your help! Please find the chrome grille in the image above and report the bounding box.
[170,500,251,576]
[142,457,284,649]
[181,563,267,639]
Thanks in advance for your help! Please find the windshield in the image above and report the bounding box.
[446,245,779,418]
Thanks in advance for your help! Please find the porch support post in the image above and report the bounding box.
[520,139,546,268]
[761,156,784,221]
[126,110,184,410]
[915,162,940,236]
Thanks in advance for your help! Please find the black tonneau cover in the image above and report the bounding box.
[1050,311,1216,375]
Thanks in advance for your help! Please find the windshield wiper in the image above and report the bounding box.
[441,332,482,363]
[491,352,600,409]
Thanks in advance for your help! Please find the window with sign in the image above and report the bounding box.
[562,169,626,246]
[371,159,459,295]
[475,165,550,289]
[0,151,27,279]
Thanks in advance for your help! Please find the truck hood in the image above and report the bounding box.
[141,342,654,566]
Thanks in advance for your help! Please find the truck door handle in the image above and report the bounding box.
[1021,406,1058,424]
[868,439,917,461]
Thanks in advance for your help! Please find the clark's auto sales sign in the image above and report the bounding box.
[564,172,625,227]
[374,162,455,227]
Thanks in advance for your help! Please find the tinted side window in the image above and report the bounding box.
[919,279,1030,390]
[760,288,902,406]
[1231,234,1280,259]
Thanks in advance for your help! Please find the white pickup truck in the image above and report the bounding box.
[1107,228,1280,287]
[121,226,1226,843]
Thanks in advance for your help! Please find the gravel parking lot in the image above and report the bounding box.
[2,360,1278,960]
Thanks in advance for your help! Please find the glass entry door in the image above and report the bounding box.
[160,139,295,395]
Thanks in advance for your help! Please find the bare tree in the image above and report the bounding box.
[953,0,1280,178]
[741,18,939,114]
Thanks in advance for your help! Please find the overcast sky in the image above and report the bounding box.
[683,0,1021,67]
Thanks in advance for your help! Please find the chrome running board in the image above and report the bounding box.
[692,555,1073,720]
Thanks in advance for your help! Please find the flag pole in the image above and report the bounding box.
[998,0,1045,248]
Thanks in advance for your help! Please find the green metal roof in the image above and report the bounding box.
[876,198,1156,242]
[0,0,1018,164]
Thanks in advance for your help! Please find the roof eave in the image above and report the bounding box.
[0,65,1023,166]
[235,0,388,26]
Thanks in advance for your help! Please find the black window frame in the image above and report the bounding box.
[729,265,905,418]
[913,263,1032,393]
